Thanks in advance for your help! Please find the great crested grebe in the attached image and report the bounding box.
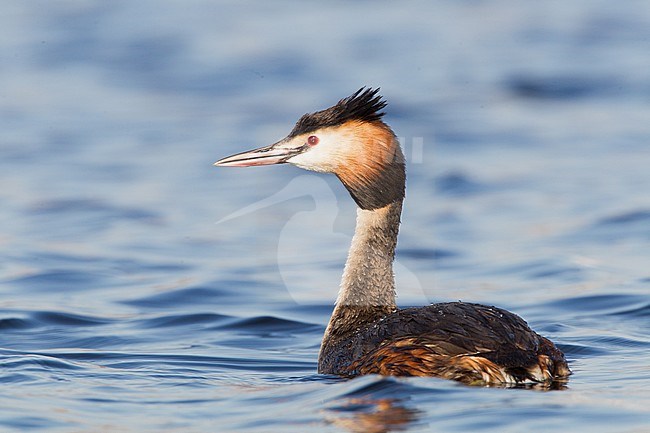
[215,88,571,385]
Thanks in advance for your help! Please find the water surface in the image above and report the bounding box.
[1,1,649,432]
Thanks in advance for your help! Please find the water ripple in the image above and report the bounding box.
[122,286,235,308]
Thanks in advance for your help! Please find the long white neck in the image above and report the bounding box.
[336,200,402,308]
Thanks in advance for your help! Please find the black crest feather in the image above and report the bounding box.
[288,87,387,137]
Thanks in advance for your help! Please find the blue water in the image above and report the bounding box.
[2,1,650,431]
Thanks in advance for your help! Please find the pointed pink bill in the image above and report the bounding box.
[214,141,306,167]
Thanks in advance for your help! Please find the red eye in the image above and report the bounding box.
[307,135,319,146]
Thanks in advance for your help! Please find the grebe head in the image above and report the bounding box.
[215,87,405,209]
